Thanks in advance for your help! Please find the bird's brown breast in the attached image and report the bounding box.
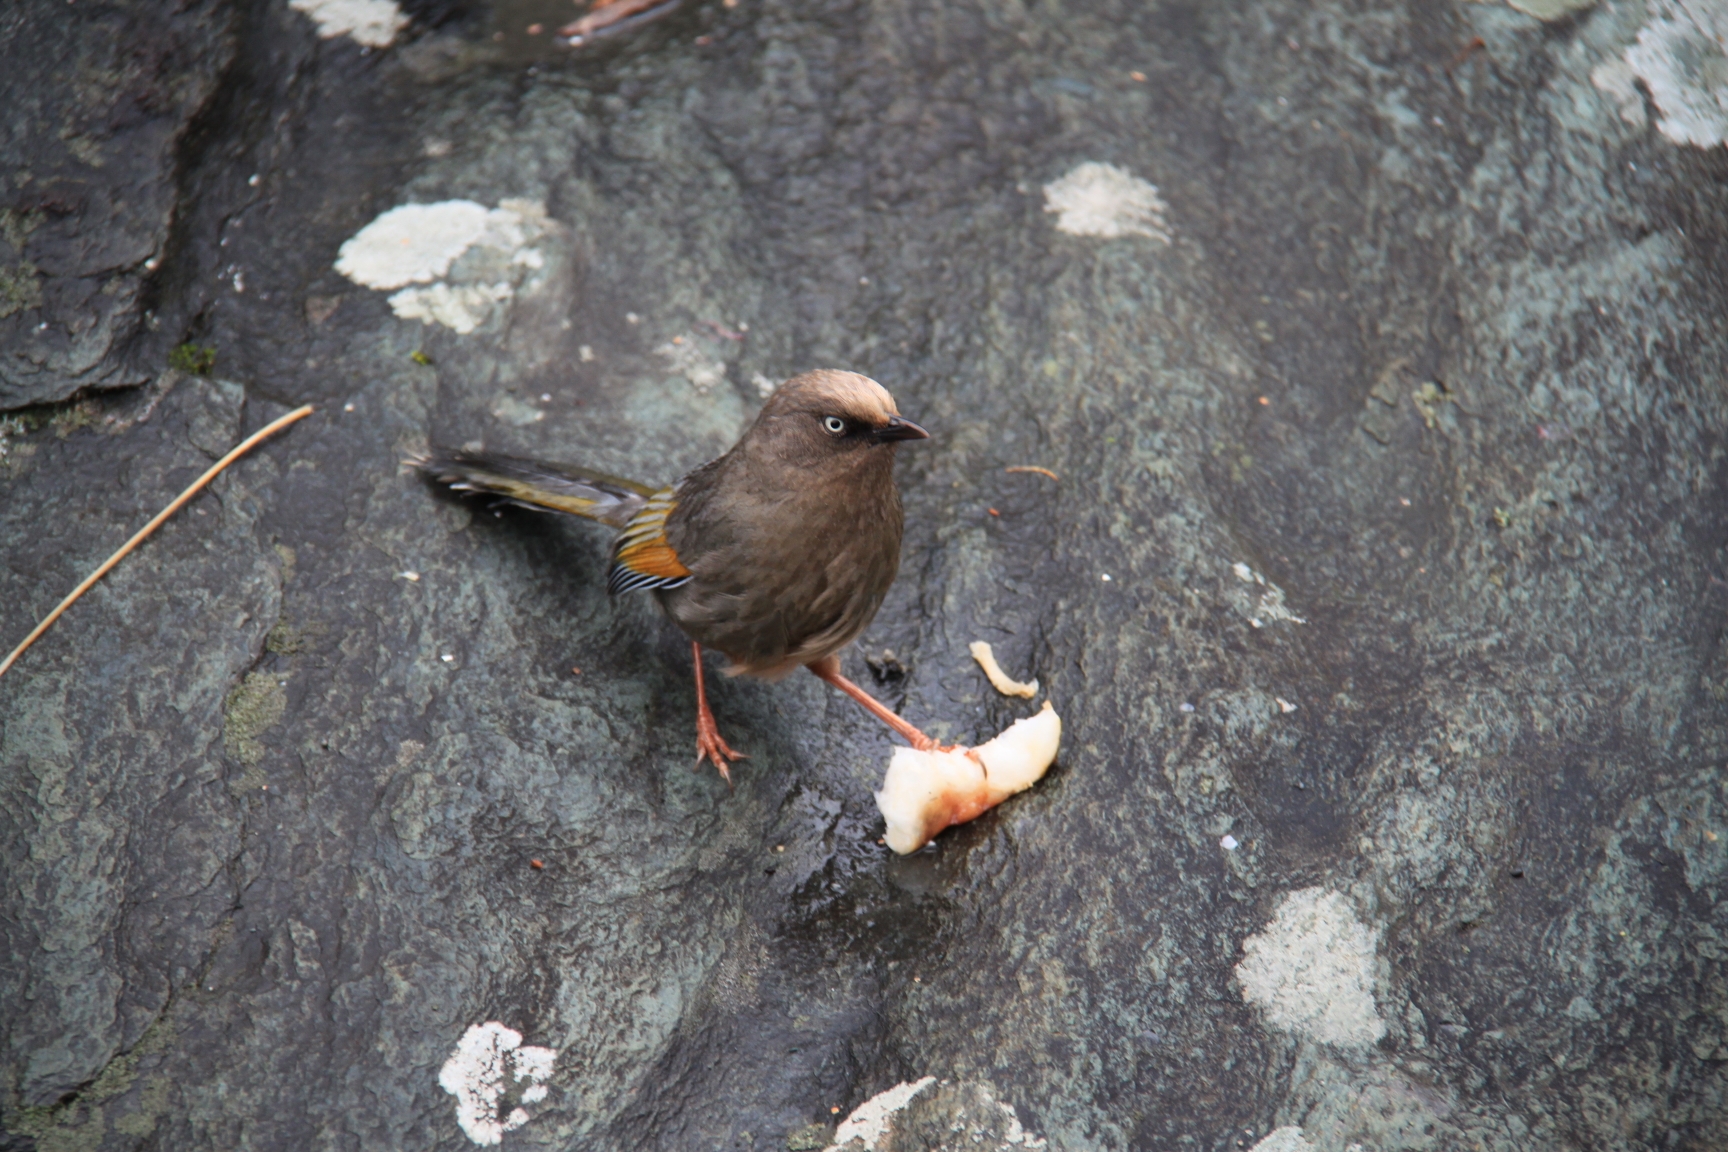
[656,445,904,678]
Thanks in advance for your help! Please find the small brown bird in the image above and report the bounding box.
[417,370,935,781]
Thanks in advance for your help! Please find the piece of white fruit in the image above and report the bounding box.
[968,640,1039,698]
[875,702,1062,854]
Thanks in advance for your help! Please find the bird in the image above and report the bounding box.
[415,369,935,783]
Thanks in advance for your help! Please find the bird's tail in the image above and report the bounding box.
[413,447,654,529]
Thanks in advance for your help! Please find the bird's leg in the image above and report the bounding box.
[807,655,945,752]
[691,641,745,783]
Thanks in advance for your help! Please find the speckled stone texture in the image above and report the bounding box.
[0,0,237,407]
[1,0,1725,1149]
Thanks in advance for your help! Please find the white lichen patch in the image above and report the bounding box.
[991,1101,1045,1149]
[823,1079,1046,1151]
[827,1077,937,1150]
[437,1022,557,1146]
[391,282,515,335]
[656,336,728,394]
[337,202,497,289]
[1231,562,1306,627]
[1596,1,1728,146]
[1248,1127,1318,1152]
[1493,0,1598,19]
[1042,162,1171,242]
[289,0,408,48]
[335,199,556,333]
[1236,888,1388,1048]
[1591,58,1649,125]
[1624,4,1728,147]
[489,394,545,427]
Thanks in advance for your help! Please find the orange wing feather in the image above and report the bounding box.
[614,539,690,580]
[608,488,691,593]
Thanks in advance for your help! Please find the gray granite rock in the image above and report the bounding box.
[1,1,1725,1150]
[0,0,238,408]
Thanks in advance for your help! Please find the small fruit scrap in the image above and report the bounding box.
[875,703,1062,854]
[968,641,1038,699]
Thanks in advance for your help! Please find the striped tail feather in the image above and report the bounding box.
[414,447,654,529]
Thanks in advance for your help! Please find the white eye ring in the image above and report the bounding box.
[823,416,846,435]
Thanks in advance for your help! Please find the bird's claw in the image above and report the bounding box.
[694,713,746,784]
[906,731,964,754]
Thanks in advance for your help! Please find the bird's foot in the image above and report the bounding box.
[807,656,959,752]
[694,709,746,784]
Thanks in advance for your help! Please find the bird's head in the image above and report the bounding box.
[748,370,929,467]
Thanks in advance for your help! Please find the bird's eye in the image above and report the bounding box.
[822,416,846,435]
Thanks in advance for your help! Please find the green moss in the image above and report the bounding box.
[786,1123,833,1150]
[3,408,51,434]
[168,343,217,375]
[59,133,104,169]
[6,1103,54,1141]
[132,1087,167,1136]
[86,1016,174,1106]
[0,416,26,466]
[1411,380,1450,429]
[265,620,307,655]
[34,1107,104,1152]
[50,400,100,439]
[3,1017,175,1150]
[0,207,43,252]
[223,671,286,766]
[273,543,298,585]
[0,261,42,319]
[0,201,61,343]
[0,396,109,457]
[111,1076,170,1137]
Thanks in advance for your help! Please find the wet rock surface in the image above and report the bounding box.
[2,1,1726,1150]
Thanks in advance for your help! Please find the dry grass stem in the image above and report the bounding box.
[0,404,315,680]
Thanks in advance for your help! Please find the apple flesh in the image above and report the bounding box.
[875,703,1062,854]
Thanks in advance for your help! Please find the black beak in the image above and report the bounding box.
[873,415,930,443]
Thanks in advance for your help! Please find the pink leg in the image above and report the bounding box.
[692,642,745,783]
[807,654,945,752]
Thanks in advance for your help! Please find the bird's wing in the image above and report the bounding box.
[414,448,654,528]
[608,486,692,594]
